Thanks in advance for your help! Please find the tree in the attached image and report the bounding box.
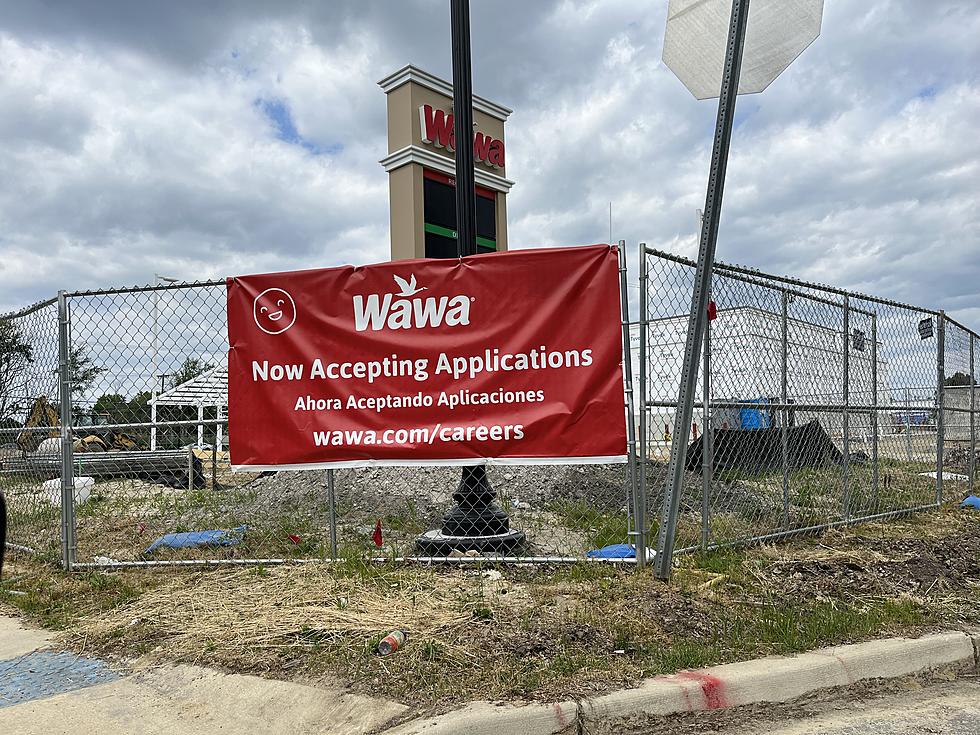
[65,343,105,396]
[93,393,130,423]
[944,371,974,387]
[167,357,214,389]
[0,319,33,424]
[128,391,152,421]
[125,391,153,446]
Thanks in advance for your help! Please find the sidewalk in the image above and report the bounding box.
[3,611,978,735]
[0,615,408,735]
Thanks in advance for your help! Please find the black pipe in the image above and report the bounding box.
[450,0,477,258]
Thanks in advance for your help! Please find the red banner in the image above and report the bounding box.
[227,244,627,469]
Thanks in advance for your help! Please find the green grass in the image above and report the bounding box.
[637,596,930,678]
[689,548,744,574]
[383,499,427,535]
[2,568,155,630]
[730,597,928,653]
[650,639,723,672]
[549,499,632,550]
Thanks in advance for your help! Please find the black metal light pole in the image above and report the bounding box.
[416,0,525,555]
[450,0,477,260]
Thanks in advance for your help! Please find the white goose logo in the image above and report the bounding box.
[392,274,427,297]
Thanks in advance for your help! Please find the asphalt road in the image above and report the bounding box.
[721,678,980,735]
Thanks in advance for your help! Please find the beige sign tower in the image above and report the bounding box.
[378,65,514,261]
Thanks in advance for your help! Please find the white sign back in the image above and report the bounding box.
[663,0,824,100]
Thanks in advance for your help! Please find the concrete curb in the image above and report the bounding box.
[381,700,579,735]
[382,631,979,735]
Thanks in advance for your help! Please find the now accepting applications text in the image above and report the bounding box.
[250,345,595,385]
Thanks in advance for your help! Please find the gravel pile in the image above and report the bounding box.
[240,461,774,521]
[244,463,632,521]
[944,446,979,475]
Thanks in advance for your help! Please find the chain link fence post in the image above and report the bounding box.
[57,291,77,570]
[936,311,945,505]
[701,286,712,550]
[871,313,879,508]
[905,386,913,462]
[326,469,338,560]
[635,245,648,569]
[780,289,790,528]
[618,242,640,561]
[971,334,976,497]
[842,295,851,521]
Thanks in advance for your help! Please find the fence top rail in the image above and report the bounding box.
[942,312,976,340]
[0,295,58,320]
[643,247,874,318]
[63,278,226,298]
[642,246,952,323]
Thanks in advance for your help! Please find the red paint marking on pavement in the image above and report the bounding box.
[552,702,570,728]
[676,671,728,709]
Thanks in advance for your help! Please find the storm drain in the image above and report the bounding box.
[0,651,121,708]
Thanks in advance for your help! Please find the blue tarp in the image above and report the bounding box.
[145,525,247,554]
[739,398,772,429]
[586,543,654,560]
[961,496,980,510]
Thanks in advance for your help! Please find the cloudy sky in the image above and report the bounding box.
[0,0,978,327]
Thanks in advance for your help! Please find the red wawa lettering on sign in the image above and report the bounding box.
[418,104,505,169]
[226,245,627,470]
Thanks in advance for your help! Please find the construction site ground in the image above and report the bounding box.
[2,501,980,718]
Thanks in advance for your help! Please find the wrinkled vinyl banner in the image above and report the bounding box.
[227,244,627,469]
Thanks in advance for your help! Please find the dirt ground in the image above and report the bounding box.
[2,503,979,712]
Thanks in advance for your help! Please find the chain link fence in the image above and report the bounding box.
[2,246,975,571]
[2,267,638,569]
[0,297,63,563]
[641,247,975,568]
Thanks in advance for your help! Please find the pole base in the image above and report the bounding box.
[415,528,526,556]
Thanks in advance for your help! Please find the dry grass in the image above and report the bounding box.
[2,505,979,709]
[78,565,478,665]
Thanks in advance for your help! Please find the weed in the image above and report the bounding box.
[384,500,426,534]
[689,549,743,574]
[549,499,631,550]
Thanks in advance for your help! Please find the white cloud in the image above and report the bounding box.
[0,0,976,339]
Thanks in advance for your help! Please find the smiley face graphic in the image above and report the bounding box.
[253,288,296,335]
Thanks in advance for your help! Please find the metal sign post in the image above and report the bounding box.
[653,0,752,579]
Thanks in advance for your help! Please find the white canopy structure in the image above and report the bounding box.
[149,363,228,450]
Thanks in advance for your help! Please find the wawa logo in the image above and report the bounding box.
[353,274,471,332]
[418,104,505,169]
